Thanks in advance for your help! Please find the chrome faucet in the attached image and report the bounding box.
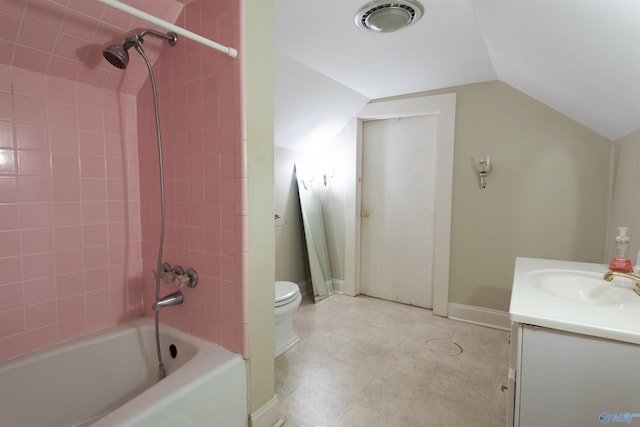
[603,271,640,296]
[152,291,184,311]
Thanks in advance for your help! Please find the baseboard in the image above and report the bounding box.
[297,279,312,296]
[447,303,510,331]
[332,279,344,294]
[249,394,284,427]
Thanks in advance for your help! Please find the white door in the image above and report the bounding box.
[360,115,437,308]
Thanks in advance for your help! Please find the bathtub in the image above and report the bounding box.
[0,318,248,427]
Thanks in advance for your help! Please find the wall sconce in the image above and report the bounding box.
[474,155,493,189]
[322,167,335,187]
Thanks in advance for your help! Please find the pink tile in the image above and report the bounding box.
[53,225,82,250]
[25,324,58,353]
[18,20,58,52]
[17,150,52,176]
[0,257,20,286]
[57,294,84,321]
[12,67,46,97]
[20,228,53,255]
[54,248,83,275]
[0,65,10,93]
[77,107,104,133]
[56,271,84,298]
[47,76,77,104]
[82,223,107,247]
[0,282,23,311]
[106,179,125,201]
[80,178,106,201]
[49,127,79,153]
[19,176,52,202]
[84,288,109,312]
[0,148,16,174]
[80,155,105,178]
[16,123,48,150]
[47,56,82,81]
[82,200,107,224]
[20,202,52,227]
[0,333,26,363]
[23,277,56,305]
[0,307,25,338]
[22,252,54,280]
[0,0,25,18]
[0,231,19,258]
[53,201,81,226]
[78,131,105,156]
[51,152,80,177]
[47,102,78,129]
[52,177,80,201]
[25,299,57,329]
[0,120,14,148]
[23,1,66,31]
[0,93,12,121]
[0,203,19,230]
[12,46,50,74]
[52,32,87,63]
[13,95,47,125]
[84,267,108,291]
[83,245,108,270]
[57,317,85,342]
[0,175,19,202]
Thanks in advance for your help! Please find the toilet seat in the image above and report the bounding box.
[275,281,300,307]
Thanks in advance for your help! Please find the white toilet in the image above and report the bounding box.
[274,281,302,357]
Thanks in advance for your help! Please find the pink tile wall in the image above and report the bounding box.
[0,63,143,363]
[137,0,247,356]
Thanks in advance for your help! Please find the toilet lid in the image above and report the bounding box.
[275,281,300,307]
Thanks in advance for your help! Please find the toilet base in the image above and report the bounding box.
[274,312,300,357]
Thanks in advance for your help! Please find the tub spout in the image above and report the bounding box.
[152,291,184,311]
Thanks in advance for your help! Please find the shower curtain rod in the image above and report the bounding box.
[96,0,238,58]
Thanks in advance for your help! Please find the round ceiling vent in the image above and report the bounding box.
[355,0,425,33]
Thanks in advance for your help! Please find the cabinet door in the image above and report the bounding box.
[518,325,640,426]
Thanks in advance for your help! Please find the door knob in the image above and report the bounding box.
[361,209,370,218]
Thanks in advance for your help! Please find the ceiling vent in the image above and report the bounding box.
[355,0,425,33]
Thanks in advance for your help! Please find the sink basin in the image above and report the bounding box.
[527,269,633,305]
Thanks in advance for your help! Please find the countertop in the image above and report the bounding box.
[510,257,640,345]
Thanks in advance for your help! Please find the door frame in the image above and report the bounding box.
[351,93,456,317]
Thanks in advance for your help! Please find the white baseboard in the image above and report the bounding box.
[447,303,510,331]
[332,279,344,294]
[249,394,284,427]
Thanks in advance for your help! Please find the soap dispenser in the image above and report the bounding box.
[609,226,633,273]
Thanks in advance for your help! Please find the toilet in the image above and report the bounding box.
[274,281,302,357]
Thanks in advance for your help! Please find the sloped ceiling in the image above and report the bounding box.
[275,0,640,150]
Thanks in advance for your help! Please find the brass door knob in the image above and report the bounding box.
[361,209,370,218]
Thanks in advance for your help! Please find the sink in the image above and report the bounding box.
[526,269,633,305]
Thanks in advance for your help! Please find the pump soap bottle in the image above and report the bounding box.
[609,226,633,273]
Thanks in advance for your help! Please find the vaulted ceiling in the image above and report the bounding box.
[275,0,640,151]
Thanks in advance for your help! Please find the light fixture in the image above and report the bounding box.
[474,155,493,189]
[355,0,425,33]
[322,167,335,187]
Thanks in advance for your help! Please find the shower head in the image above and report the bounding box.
[103,43,130,69]
[102,29,178,69]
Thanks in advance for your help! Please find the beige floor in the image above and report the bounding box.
[276,293,510,427]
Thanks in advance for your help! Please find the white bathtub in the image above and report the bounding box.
[0,318,248,427]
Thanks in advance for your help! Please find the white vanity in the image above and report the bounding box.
[508,257,640,426]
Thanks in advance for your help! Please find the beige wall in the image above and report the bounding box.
[608,129,640,265]
[445,81,611,310]
[305,80,612,312]
[274,147,309,284]
[246,0,276,415]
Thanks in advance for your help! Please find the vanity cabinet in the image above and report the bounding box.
[509,323,640,426]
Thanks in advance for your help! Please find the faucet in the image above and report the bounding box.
[152,291,184,311]
[602,271,640,296]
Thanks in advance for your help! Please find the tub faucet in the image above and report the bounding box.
[152,291,184,311]
[602,271,640,296]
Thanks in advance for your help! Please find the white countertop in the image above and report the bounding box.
[510,257,640,345]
